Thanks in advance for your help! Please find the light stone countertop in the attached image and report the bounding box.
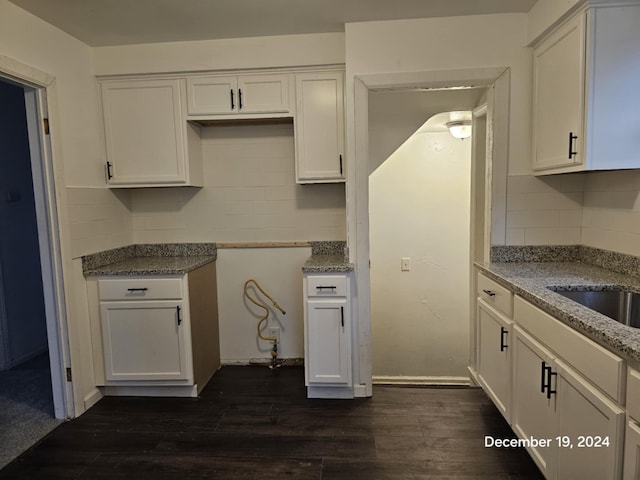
[83,255,215,276]
[476,261,640,364]
[82,243,217,276]
[302,254,354,273]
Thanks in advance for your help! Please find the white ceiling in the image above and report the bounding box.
[8,0,537,47]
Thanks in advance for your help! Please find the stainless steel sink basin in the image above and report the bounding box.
[549,288,640,328]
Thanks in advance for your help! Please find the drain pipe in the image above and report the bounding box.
[243,279,286,369]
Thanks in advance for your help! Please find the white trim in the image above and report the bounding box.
[372,376,472,387]
[83,387,103,410]
[307,385,354,399]
[104,385,198,397]
[348,67,510,399]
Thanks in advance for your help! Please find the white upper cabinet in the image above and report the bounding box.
[532,3,640,174]
[186,73,292,118]
[532,13,585,172]
[101,78,203,187]
[295,71,345,183]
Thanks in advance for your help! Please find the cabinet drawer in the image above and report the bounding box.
[98,277,183,301]
[628,368,640,420]
[306,275,347,297]
[514,296,625,402]
[477,272,513,317]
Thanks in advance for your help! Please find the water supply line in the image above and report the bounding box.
[243,279,286,369]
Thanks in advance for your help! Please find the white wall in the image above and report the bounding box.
[505,174,584,246]
[370,130,471,378]
[93,32,345,76]
[346,14,532,175]
[131,123,345,243]
[581,171,640,257]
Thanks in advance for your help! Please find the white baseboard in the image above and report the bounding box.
[307,385,354,399]
[84,387,103,410]
[372,375,472,386]
[104,385,198,398]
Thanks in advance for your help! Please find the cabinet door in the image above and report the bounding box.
[237,74,290,114]
[306,299,350,384]
[532,13,586,172]
[554,359,625,480]
[186,76,237,115]
[295,72,345,183]
[511,326,556,477]
[624,421,640,480]
[476,299,512,421]
[100,300,189,381]
[101,79,187,185]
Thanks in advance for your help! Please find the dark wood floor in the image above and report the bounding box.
[0,366,543,479]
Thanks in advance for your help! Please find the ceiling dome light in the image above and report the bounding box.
[446,120,472,139]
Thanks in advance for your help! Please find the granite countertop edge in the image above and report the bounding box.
[84,255,216,276]
[302,254,354,273]
[476,261,640,364]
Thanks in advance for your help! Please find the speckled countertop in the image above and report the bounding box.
[83,243,216,276]
[302,240,354,273]
[477,260,640,363]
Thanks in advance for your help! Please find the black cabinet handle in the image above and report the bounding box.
[238,88,243,110]
[340,306,344,327]
[568,132,578,159]
[126,287,148,292]
[176,305,182,325]
[482,289,496,297]
[500,327,508,352]
[316,286,337,290]
[230,89,235,110]
[339,154,343,176]
[106,161,113,180]
[546,366,557,399]
[541,361,548,394]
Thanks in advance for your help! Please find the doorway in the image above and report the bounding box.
[0,71,70,466]
[368,88,486,384]
[347,68,510,395]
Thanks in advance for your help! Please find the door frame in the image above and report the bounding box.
[346,67,510,396]
[0,55,74,419]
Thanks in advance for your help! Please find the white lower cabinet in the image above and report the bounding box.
[624,421,640,480]
[100,300,189,381]
[92,262,220,397]
[477,298,513,422]
[303,273,352,398]
[512,325,625,479]
[512,325,557,477]
[625,368,640,480]
[306,298,350,384]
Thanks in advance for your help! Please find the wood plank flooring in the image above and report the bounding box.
[0,366,543,479]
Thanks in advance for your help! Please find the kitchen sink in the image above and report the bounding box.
[549,288,640,328]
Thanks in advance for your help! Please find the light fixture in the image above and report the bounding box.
[445,120,472,139]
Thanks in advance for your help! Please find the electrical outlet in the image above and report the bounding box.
[269,327,280,344]
[401,257,411,271]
